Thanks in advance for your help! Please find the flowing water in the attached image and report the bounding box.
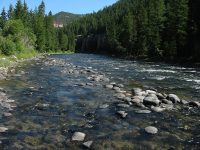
[0,54,199,150]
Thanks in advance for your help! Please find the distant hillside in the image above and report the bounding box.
[53,11,82,25]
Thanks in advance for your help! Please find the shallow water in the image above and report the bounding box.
[0,54,199,150]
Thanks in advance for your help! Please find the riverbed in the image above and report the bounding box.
[0,54,199,149]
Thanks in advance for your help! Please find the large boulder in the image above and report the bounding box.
[143,95,160,106]
[167,94,181,103]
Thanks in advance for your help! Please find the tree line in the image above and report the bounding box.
[0,0,74,56]
[66,0,200,62]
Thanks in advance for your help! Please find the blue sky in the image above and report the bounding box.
[0,0,118,14]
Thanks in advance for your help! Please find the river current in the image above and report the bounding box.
[0,54,199,149]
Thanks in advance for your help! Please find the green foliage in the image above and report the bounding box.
[0,37,16,55]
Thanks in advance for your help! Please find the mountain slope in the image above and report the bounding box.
[53,11,82,24]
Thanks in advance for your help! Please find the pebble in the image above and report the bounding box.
[136,110,151,114]
[0,127,8,133]
[99,104,109,109]
[145,126,158,134]
[72,132,86,141]
[83,141,93,148]
[117,111,128,118]
[117,103,130,108]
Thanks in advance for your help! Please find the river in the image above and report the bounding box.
[0,54,199,149]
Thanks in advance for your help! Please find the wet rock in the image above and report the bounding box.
[131,98,142,104]
[123,97,132,102]
[160,103,174,110]
[168,94,181,103]
[0,127,8,133]
[117,84,124,88]
[115,93,126,99]
[181,99,188,105]
[83,141,93,149]
[113,86,120,91]
[151,106,165,112]
[143,95,160,106]
[136,103,147,108]
[146,90,157,95]
[76,83,86,87]
[35,103,50,110]
[99,104,109,109]
[135,110,151,114]
[72,132,86,141]
[156,93,165,100]
[162,99,173,105]
[117,111,128,118]
[86,83,93,86]
[105,85,113,89]
[110,82,116,86]
[145,126,158,134]
[188,101,200,107]
[117,103,130,108]
[3,112,12,117]
[131,88,142,96]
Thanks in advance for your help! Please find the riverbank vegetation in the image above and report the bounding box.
[65,0,200,62]
[0,0,74,61]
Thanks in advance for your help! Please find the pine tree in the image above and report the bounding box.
[8,4,14,19]
[0,8,7,29]
[14,0,23,20]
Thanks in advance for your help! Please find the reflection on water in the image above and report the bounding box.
[0,54,199,149]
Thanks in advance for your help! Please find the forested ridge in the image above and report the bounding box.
[0,0,74,57]
[65,0,200,62]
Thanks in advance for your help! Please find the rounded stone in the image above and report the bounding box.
[72,132,86,141]
[145,126,158,134]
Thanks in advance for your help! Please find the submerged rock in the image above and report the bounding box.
[145,126,158,134]
[117,103,130,108]
[99,104,109,109]
[72,132,86,141]
[117,111,128,118]
[136,110,151,114]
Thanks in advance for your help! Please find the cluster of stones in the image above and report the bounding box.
[0,87,16,134]
[45,58,200,141]
[104,84,200,134]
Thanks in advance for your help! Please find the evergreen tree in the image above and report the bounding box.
[0,8,7,29]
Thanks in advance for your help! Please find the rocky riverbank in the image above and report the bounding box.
[43,57,200,148]
[0,55,45,135]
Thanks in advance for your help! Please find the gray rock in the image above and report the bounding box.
[156,93,165,100]
[181,99,188,105]
[110,82,116,85]
[136,110,151,114]
[72,132,86,141]
[162,99,173,105]
[113,86,120,91]
[117,103,130,108]
[115,93,126,99]
[99,104,109,109]
[151,106,165,112]
[131,88,142,96]
[105,85,113,89]
[123,97,132,102]
[3,112,12,117]
[145,126,158,134]
[143,95,160,106]
[117,84,124,88]
[83,141,93,149]
[0,127,8,133]
[168,94,181,103]
[86,83,93,86]
[117,111,128,118]
[189,101,200,107]
[146,90,157,95]
[131,98,142,104]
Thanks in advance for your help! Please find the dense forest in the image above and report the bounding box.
[0,0,74,56]
[0,0,200,62]
[64,0,200,62]
[53,11,82,25]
